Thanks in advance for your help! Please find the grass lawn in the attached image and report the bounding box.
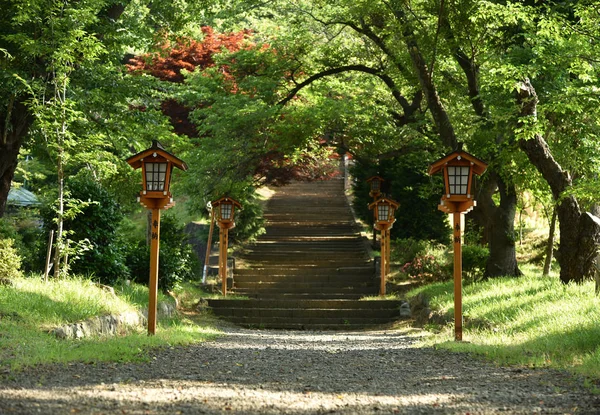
[406,265,600,382]
[0,276,220,371]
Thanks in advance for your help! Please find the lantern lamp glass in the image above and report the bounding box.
[378,203,390,223]
[145,162,168,191]
[447,166,470,195]
[220,203,233,220]
[370,179,380,192]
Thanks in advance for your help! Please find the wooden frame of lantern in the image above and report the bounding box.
[368,196,399,296]
[127,140,188,335]
[211,196,242,296]
[429,146,487,341]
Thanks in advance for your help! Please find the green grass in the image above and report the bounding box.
[0,276,220,371]
[407,265,600,380]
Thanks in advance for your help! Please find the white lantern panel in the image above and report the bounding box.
[146,162,168,191]
[447,165,470,195]
[378,204,390,222]
[220,203,233,220]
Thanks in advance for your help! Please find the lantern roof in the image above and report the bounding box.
[428,146,487,177]
[211,196,242,210]
[366,175,385,184]
[368,196,400,211]
[126,140,188,171]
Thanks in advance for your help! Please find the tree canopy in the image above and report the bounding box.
[1,0,599,283]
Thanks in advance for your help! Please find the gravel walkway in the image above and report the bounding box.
[1,326,598,414]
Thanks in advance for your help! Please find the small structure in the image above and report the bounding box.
[211,196,242,296]
[366,175,385,199]
[127,140,188,335]
[7,187,40,208]
[429,145,487,341]
[428,145,487,214]
[369,196,399,296]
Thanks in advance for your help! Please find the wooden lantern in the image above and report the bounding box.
[366,175,385,199]
[368,196,399,230]
[368,196,399,296]
[126,140,187,335]
[126,140,188,210]
[212,196,242,229]
[211,196,242,296]
[428,145,487,341]
[428,146,487,214]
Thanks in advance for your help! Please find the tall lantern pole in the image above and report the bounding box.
[369,196,399,296]
[212,196,242,296]
[127,140,188,335]
[429,144,487,341]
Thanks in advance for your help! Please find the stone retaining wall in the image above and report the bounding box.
[52,302,177,340]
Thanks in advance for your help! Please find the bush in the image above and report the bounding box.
[65,175,129,284]
[462,245,490,281]
[125,214,199,292]
[401,253,449,283]
[0,214,42,273]
[392,238,430,266]
[0,238,24,280]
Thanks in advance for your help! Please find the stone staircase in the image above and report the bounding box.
[207,177,409,330]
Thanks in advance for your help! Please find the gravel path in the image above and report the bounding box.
[1,326,598,414]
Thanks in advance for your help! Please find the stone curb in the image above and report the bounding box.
[52,302,177,340]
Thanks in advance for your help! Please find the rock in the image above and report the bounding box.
[0,277,14,286]
[399,302,411,318]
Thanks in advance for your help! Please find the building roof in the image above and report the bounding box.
[7,187,40,207]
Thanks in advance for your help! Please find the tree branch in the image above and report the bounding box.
[277,64,418,116]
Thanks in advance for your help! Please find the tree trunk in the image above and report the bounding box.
[469,172,521,277]
[0,98,33,218]
[517,78,600,283]
[543,206,557,276]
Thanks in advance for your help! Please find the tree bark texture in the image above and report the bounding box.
[543,206,557,276]
[0,98,33,218]
[517,78,600,283]
[468,172,521,277]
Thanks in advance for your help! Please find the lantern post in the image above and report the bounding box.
[203,201,215,284]
[428,145,487,341]
[211,196,242,296]
[127,140,188,335]
[368,196,399,296]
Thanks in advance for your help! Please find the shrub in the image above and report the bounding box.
[0,238,24,280]
[65,175,129,284]
[392,238,430,266]
[125,214,199,292]
[462,245,490,281]
[401,253,449,283]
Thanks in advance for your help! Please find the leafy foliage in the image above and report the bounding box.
[0,238,24,280]
[125,214,199,292]
[63,175,129,284]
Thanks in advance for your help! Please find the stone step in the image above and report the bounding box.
[212,308,401,319]
[208,299,403,309]
[241,253,369,261]
[233,274,372,283]
[235,266,374,276]
[231,293,366,300]
[232,283,375,294]
[206,299,409,330]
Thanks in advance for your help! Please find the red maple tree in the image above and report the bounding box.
[128,26,338,184]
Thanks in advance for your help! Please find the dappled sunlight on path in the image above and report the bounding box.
[1,327,598,414]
